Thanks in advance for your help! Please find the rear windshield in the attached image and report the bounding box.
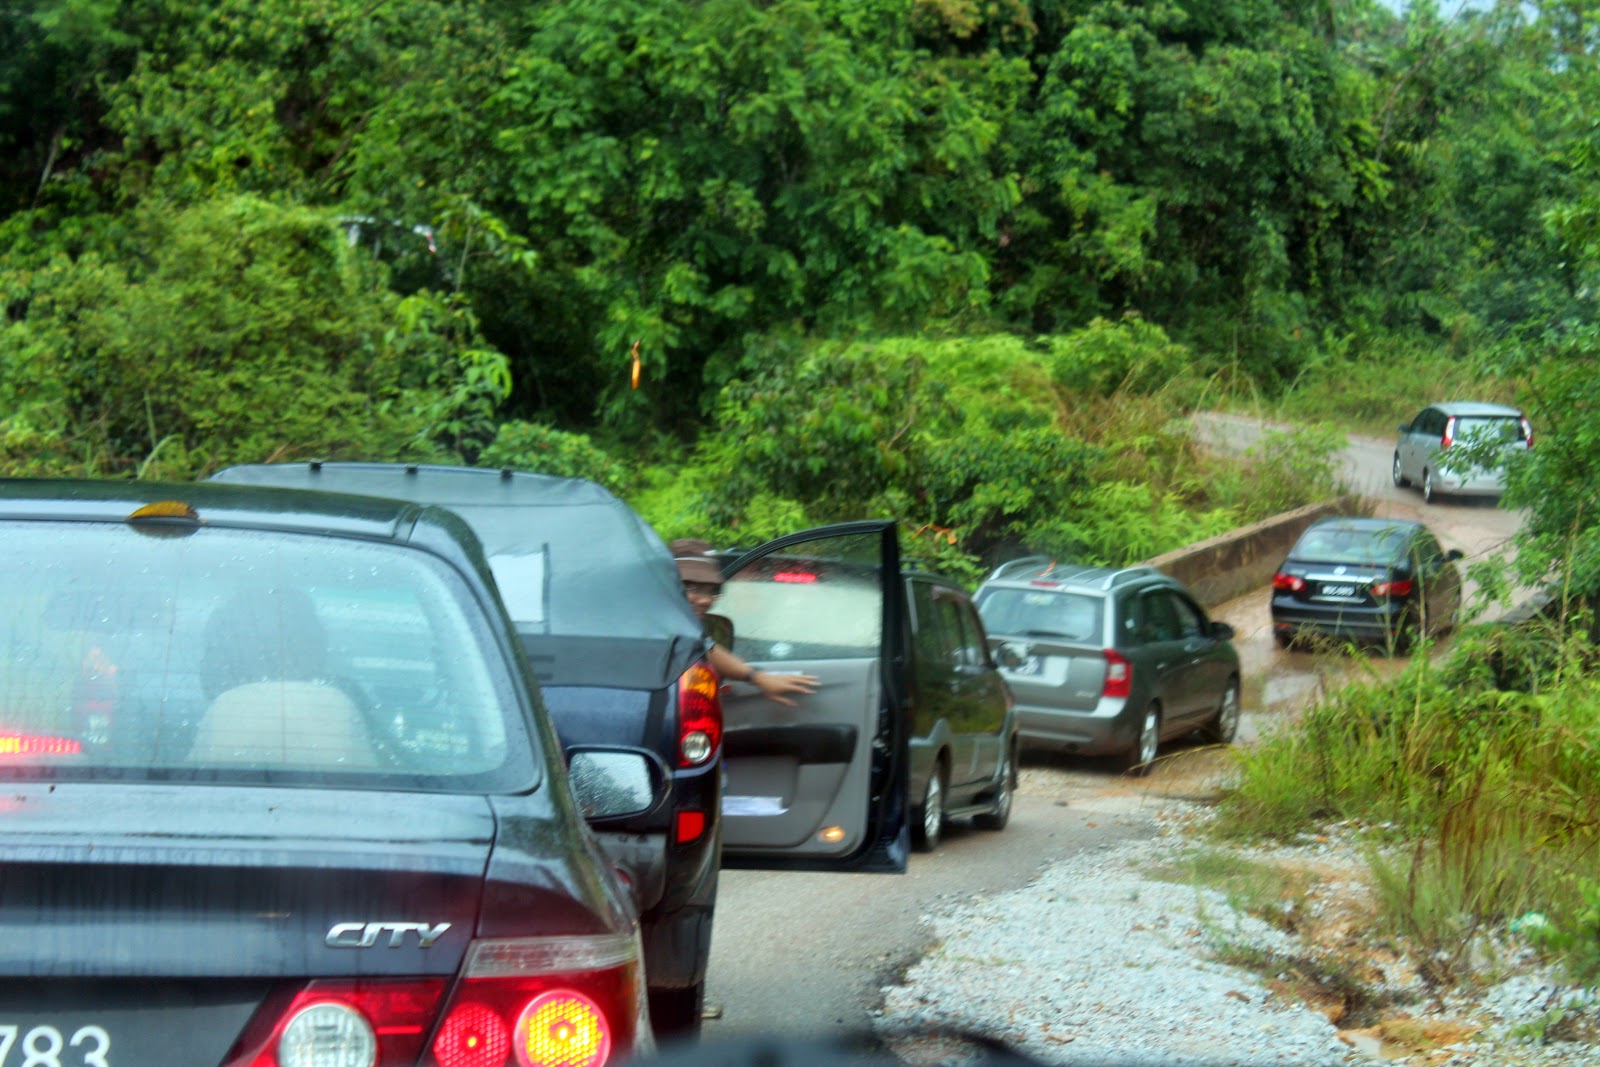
[976,588,1104,642]
[1454,415,1528,443]
[1292,526,1408,566]
[0,520,533,790]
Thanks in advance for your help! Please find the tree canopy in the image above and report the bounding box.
[2,0,1597,589]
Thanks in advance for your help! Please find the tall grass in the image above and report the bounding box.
[1215,621,1600,982]
[1270,341,1515,438]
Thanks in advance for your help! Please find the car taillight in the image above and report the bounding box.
[223,935,643,1067]
[1442,416,1456,449]
[1102,649,1132,699]
[1271,572,1306,593]
[678,660,723,767]
[1371,578,1414,598]
[228,978,447,1067]
[1521,417,1534,448]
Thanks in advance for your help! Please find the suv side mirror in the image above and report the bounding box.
[1210,621,1236,640]
[702,612,734,650]
[567,746,669,822]
[1398,423,1411,434]
[1445,549,1465,562]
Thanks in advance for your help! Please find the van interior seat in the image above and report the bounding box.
[188,681,380,770]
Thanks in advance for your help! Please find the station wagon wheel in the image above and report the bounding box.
[1203,681,1241,745]
[1392,453,1410,488]
[1121,704,1161,777]
[912,762,947,852]
[973,738,1016,832]
[1422,469,1436,504]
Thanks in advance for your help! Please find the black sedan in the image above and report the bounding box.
[1270,517,1464,653]
[0,478,662,1066]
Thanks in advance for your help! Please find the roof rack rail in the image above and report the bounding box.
[986,555,1056,581]
[1102,565,1159,590]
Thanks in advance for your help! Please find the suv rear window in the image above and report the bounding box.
[0,520,529,789]
[976,588,1103,642]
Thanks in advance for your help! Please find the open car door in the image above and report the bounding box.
[715,521,910,873]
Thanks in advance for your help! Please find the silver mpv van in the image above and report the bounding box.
[1393,401,1531,503]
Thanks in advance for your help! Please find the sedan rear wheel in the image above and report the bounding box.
[1121,705,1160,777]
[1422,469,1436,504]
[1392,452,1410,488]
[912,763,946,852]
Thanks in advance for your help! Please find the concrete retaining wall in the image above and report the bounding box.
[1142,502,1347,608]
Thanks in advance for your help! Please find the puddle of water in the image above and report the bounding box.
[1341,1033,1410,1061]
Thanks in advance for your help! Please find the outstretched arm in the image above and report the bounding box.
[708,644,819,707]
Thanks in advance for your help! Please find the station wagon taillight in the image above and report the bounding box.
[1102,649,1132,699]
[1521,417,1534,448]
[677,661,723,767]
[224,935,642,1067]
[1441,417,1457,449]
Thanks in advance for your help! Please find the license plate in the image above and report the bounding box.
[1321,584,1357,597]
[0,1024,112,1067]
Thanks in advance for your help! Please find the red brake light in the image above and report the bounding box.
[678,661,723,767]
[1102,649,1132,699]
[1442,417,1456,449]
[1271,572,1306,593]
[222,936,643,1067]
[1371,578,1414,598]
[1521,417,1534,448]
[1029,580,1059,588]
[0,734,83,757]
[772,571,817,583]
[675,809,707,844]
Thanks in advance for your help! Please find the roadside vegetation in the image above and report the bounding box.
[1213,615,1600,991]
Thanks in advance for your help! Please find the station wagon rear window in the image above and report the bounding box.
[0,520,533,790]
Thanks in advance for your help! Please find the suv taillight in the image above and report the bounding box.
[1102,649,1132,699]
[678,660,723,767]
[224,935,644,1067]
[1442,416,1457,449]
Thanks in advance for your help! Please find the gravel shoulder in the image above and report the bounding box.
[874,763,1600,1067]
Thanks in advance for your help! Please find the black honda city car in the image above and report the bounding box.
[0,478,663,1067]
[1270,516,1464,653]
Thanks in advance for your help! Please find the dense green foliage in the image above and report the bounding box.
[2,0,1598,587]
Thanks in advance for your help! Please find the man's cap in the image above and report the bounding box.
[670,538,724,585]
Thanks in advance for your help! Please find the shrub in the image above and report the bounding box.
[479,421,629,492]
